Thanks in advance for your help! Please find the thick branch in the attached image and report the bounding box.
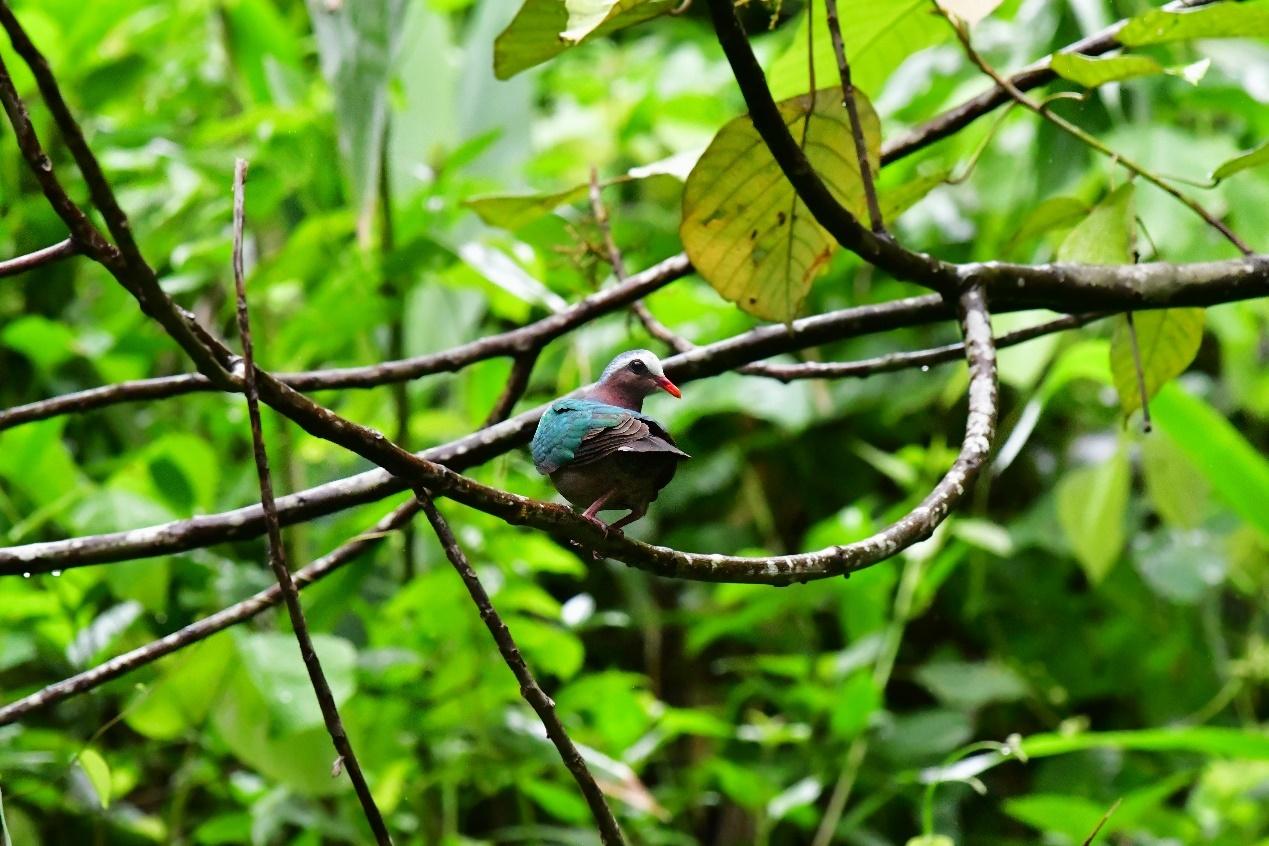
[0,238,77,277]
[416,493,626,845]
[231,161,392,844]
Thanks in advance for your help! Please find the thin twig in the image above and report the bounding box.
[0,238,77,277]
[938,8,1253,256]
[881,0,1222,165]
[1123,312,1153,432]
[823,0,884,233]
[1081,797,1122,846]
[230,159,392,845]
[0,499,419,726]
[484,349,542,426]
[415,492,626,846]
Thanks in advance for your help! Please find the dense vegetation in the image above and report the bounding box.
[0,0,1267,844]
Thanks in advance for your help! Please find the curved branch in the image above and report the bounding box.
[0,238,77,277]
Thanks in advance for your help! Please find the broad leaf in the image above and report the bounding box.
[494,0,673,80]
[1010,195,1088,247]
[1118,0,1269,46]
[880,168,951,221]
[306,0,408,230]
[1056,448,1130,584]
[768,0,951,100]
[1021,725,1269,759]
[680,88,880,322]
[1151,383,1269,537]
[1057,183,1134,264]
[1109,308,1204,419]
[1140,429,1210,529]
[1211,141,1269,181]
[1051,53,1164,87]
[935,0,1004,25]
[466,185,590,229]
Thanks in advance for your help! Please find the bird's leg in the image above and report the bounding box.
[607,504,647,533]
[581,488,618,529]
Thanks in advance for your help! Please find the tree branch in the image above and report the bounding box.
[0,498,419,727]
[416,492,626,845]
[231,160,392,844]
[823,0,884,234]
[937,6,1253,255]
[484,349,541,427]
[879,0,1221,165]
[0,238,77,277]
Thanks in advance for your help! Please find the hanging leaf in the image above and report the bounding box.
[1051,53,1165,87]
[1009,195,1089,247]
[1211,141,1269,181]
[880,168,951,221]
[306,0,408,232]
[680,88,880,322]
[1056,448,1130,584]
[1109,309,1204,419]
[466,185,591,229]
[1057,183,1134,264]
[494,0,674,80]
[1117,0,1269,46]
[77,747,112,809]
[768,0,950,100]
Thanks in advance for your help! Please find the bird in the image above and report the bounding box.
[531,349,690,532]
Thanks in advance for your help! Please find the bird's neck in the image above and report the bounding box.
[586,382,644,411]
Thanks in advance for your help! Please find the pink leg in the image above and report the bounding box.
[581,489,617,527]
[607,504,646,533]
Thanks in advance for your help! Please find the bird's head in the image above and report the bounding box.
[595,349,681,405]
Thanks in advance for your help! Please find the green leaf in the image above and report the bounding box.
[1118,0,1269,47]
[681,88,880,322]
[1150,383,1269,537]
[768,0,951,100]
[78,747,112,809]
[521,778,591,823]
[1056,448,1130,584]
[1050,53,1165,87]
[1006,771,1195,842]
[1,315,79,372]
[1211,142,1269,181]
[906,838,954,846]
[1109,309,1204,419]
[306,0,407,225]
[1134,528,1227,604]
[935,0,1004,25]
[235,631,357,734]
[466,185,591,229]
[1057,183,1134,264]
[915,660,1029,710]
[494,0,673,79]
[829,672,881,738]
[880,168,951,221]
[1021,726,1269,759]
[1009,195,1089,247]
[1140,429,1211,529]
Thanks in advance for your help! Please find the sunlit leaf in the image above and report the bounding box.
[681,88,880,322]
[768,0,951,100]
[494,0,673,79]
[77,747,112,809]
[1211,141,1269,181]
[1051,53,1165,87]
[1057,183,1134,264]
[1151,383,1269,537]
[1118,0,1269,46]
[1109,308,1204,419]
[880,168,951,221]
[935,0,1004,25]
[1056,448,1130,584]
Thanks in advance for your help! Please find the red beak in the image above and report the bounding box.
[656,375,682,398]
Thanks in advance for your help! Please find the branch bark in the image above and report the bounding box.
[0,238,77,277]
[230,160,392,844]
[416,493,627,845]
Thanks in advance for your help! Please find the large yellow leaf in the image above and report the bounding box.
[680,88,880,323]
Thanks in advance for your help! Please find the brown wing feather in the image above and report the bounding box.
[570,415,651,465]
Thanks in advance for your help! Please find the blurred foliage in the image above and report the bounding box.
[0,0,1268,844]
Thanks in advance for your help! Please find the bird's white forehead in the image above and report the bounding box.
[606,349,664,377]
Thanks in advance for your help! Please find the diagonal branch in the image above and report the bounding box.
[823,0,884,234]
[937,6,1253,256]
[416,492,626,845]
[0,238,77,277]
[880,0,1221,165]
[230,160,392,845]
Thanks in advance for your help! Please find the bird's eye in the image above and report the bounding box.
[629,359,648,373]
